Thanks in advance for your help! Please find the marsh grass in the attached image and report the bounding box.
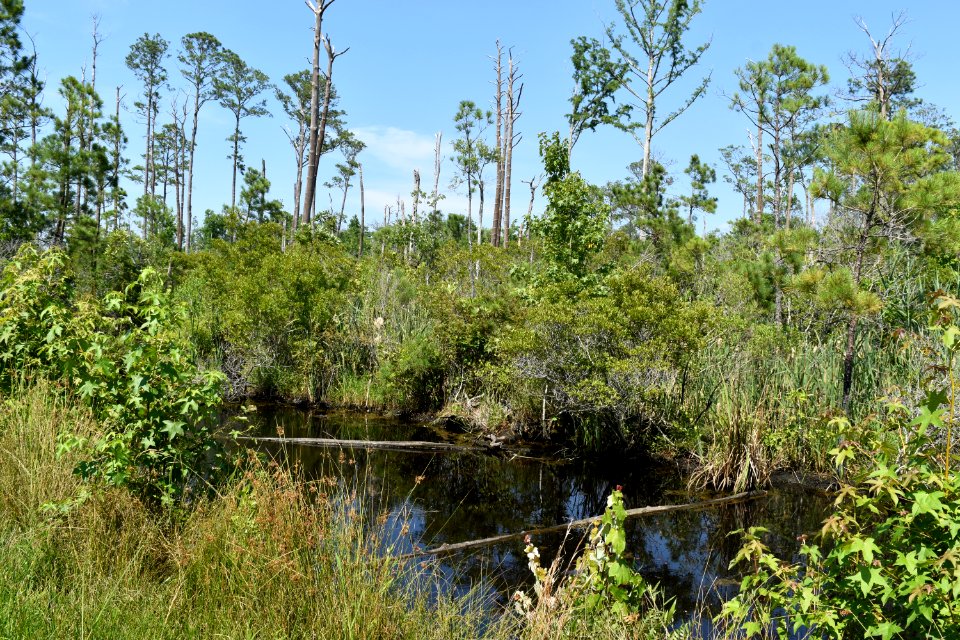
[0,383,505,639]
[688,325,927,491]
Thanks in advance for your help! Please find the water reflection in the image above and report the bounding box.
[227,404,830,623]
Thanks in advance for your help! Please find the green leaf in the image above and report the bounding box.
[923,388,948,413]
[606,525,626,556]
[607,560,634,586]
[860,537,880,564]
[78,379,98,399]
[161,420,185,440]
[894,550,919,575]
[910,406,944,434]
[865,621,904,640]
[942,326,960,350]
[912,491,946,516]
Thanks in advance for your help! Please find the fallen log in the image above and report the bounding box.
[403,490,768,559]
[237,435,481,453]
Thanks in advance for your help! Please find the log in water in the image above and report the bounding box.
[237,435,482,453]
[403,490,768,559]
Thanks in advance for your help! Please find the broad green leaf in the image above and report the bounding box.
[161,420,185,440]
[912,491,946,516]
[606,525,626,555]
[607,560,634,585]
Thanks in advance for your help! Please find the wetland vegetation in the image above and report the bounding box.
[1,0,960,637]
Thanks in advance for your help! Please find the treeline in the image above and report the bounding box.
[2,1,960,490]
[0,1,357,259]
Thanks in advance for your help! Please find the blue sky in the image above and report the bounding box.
[20,1,960,234]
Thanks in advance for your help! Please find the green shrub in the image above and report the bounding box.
[0,245,224,505]
[718,294,960,639]
[498,265,714,447]
[178,228,353,400]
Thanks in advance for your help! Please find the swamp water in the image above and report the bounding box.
[228,405,831,627]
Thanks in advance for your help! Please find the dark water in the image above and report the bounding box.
[227,404,830,626]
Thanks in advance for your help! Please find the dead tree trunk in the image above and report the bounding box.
[785,167,796,230]
[309,37,346,224]
[88,16,103,233]
[410,169,420,256]
[406,490,768,558]
[522,175,541,259]
[239,435,482,452]
[503,53,522,248]
[753,126,764,224]
[113,87,122,231]
[412,169,421,223]
[358,162,365,257]
[173,120,183,249]
[300,0,338,226]
[336,165,351,234]
[478,179,486,246]
[854,14,907,121]
[431,132,442,215]
[491,41,504,247]
[287,117,308,234]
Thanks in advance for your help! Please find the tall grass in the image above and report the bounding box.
[0,383,501,639]
[687,324,927,491]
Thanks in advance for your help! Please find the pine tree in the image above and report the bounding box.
[731,44,829,225]
[178,32,224,252]
[125,33,169,203]
[681,154,717,229]
[213,50,270,210]
[813,111,960,409]
[0,0,42,244]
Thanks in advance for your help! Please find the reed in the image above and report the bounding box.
[687,324,928,490]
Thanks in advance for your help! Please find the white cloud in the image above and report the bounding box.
[352,126,440,172]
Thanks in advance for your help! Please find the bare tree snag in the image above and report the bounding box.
[301,0,339,226]
[311,36,347,222]
[751,128,763,224]
[114,86,123,230]
[851,12,908,121]
[503,51,522,248]
[291,117,306,230]
[431,131,442,215]
[170,99,186,249]
[491,41,504,247]
[412,169,421,223]
[522,174,541,257]
[358,162,365,257]
[88,15,104,228]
